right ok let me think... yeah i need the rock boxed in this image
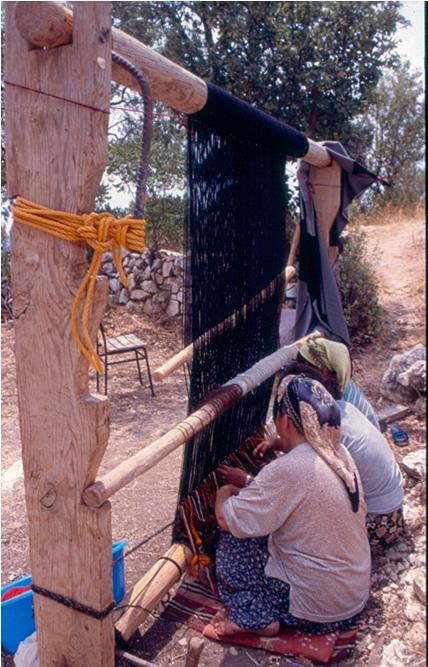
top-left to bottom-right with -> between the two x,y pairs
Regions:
401,450 -> 426,479
126,301 -> 143,315
102,261 -> 114,276
381,639 -> 421,666
166,299 -> 180,317
153,271 -> 163,286
143,300 -> 154,317
130,289 -> 147,301
412,569 -> 426,604
141,280 -> 157,295
170,280 -> 180,295
404,602 -> 424,622
414,397 -> 426,417
403,503 -> 424,531
385,548 -> 404,562
397,359 -> 426,393
118,288 -> 128,305
404,622 -> 425,652
381,344 -> 425,404
109,278 -> 121,294
127,274 -> 136,292
142,266 -> 152,280
176,291 -> 183,303
162,261 -> 173,277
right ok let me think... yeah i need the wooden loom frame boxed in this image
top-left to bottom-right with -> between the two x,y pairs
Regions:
5,2 -> 341,664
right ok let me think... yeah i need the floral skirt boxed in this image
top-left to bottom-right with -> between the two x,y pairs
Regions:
366,507 -> 404,550
215,532 -> 364,634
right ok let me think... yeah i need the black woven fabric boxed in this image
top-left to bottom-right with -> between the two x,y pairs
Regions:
176,85 -> 307,504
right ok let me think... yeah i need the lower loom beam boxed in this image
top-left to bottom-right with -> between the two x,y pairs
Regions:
83,338 -> 308,508
115,543 -> 192,643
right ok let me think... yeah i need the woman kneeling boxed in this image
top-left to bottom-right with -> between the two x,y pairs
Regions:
214,375 -> 371,636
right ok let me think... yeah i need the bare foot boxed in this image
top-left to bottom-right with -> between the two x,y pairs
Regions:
211,608 -> 228,628
215,617 -> 280,637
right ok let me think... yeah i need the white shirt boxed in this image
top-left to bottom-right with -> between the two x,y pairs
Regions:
338,400 -> 404,514
223,443 -> 371,623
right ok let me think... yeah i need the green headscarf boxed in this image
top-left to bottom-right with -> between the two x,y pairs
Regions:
299,333 -> 351,394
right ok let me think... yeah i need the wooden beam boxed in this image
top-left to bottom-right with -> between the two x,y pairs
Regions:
116,649 -> 160,667
309,156 -> 342,264
83,338 -> 307,508
5,3 -> 114,665
153,345 -> 192,382
14,1 -> 331,167
15,0 -> 207,114
115,544 -> 192,643
153,275 -> 282,382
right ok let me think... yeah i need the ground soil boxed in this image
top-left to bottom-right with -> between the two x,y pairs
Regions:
1,212 -> 425,666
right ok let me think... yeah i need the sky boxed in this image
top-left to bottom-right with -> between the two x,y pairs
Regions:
395,1 -> 425,77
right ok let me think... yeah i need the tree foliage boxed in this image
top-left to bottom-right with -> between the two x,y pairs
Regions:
112,1 -> 405,151
357,60 -> 425,208
107,1 -> 407,246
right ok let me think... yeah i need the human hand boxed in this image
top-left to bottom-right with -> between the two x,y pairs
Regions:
253,434 -> 281,459
217,464 -> 249,488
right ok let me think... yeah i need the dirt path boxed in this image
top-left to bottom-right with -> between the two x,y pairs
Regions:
1,213 -> 425,666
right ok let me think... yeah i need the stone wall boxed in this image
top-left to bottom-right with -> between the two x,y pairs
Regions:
100,248 -> 184,318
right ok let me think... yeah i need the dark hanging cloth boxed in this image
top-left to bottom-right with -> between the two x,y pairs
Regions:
293,142 -> 379,346
175,84 -> 308,509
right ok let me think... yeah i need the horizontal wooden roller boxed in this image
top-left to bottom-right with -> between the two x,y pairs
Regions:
14,1 -> 331,166
83,337 -> 308,508
115,543 -> 192,643
153,274 -> 283,382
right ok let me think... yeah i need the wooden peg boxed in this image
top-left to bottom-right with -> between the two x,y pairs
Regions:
185,637 -> 205,667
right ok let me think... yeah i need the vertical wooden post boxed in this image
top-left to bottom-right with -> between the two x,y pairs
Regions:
5,3 -> 115,665
308,159 -> 342,265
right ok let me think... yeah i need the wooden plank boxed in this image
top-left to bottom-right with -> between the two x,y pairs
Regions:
309,157 -> 342,265
5,3 -> 115,665
115,543 -> 191,642
13,1 -> 331,167
377,404 -> 413,432
116,650 -> 160,666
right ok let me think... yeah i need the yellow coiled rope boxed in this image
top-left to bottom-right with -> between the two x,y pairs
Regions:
185,505 -> 213,576
12,196 -> 146,373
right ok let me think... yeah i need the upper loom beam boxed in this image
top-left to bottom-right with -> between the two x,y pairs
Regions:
15,1 -> 332,168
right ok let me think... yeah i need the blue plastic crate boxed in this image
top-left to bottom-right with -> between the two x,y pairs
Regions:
1,539 -> 128,654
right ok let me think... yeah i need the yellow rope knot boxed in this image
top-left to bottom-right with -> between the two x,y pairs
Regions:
12,196 -> 146,374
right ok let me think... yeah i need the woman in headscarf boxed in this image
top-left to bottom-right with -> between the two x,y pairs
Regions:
298,331 -> 380,429
214,375 -> 370,637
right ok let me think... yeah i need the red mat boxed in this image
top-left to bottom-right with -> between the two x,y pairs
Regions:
161,574 -> 361,664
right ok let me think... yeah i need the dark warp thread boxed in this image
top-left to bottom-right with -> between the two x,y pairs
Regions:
174,84 -> 309,522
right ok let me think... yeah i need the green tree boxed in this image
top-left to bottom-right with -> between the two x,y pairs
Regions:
107,1 -> 407,247
357,61 -> 425,208
112,1 -> 405,152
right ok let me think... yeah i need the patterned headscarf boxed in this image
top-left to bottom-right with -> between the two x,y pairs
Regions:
275,374 -> 359,512
299,333 -> 352,394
